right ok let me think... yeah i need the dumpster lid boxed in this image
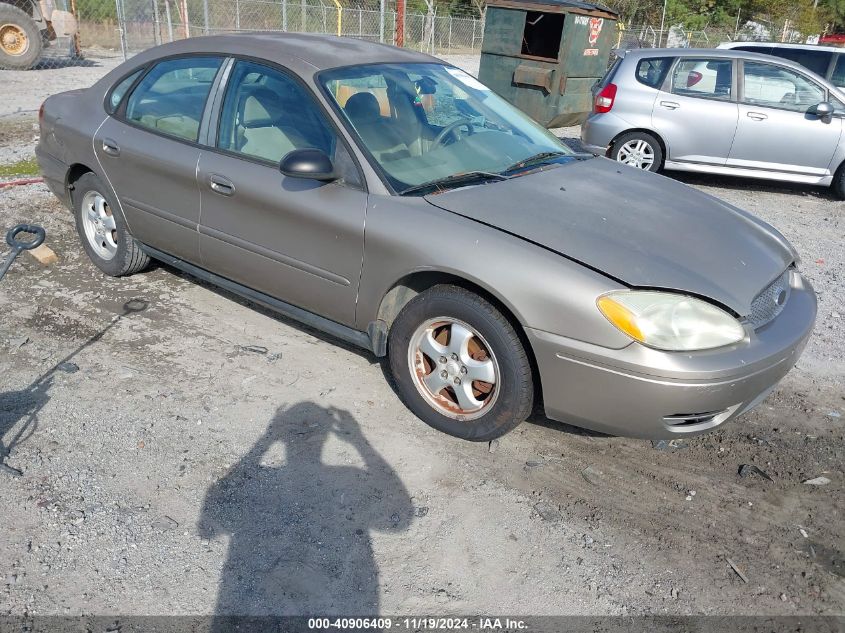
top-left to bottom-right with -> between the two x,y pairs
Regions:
485,0 -> 617,18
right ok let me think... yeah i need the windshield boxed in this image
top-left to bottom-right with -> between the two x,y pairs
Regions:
320,63 -> 573,193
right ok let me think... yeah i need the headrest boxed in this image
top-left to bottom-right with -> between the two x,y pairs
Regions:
344,91 -> 381,124
241,87 -> 284,127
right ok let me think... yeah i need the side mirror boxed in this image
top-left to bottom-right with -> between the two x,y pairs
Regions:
279,148 -> 337,182
813,101 -> 834,120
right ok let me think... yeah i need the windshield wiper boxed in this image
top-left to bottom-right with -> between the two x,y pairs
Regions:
502,151 -> 569,174
399,171 -> 510,196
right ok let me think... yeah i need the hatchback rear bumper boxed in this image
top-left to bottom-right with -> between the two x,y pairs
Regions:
526,272 -> 816,438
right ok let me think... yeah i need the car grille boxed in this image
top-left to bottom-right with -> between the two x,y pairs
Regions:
747,270 -> 791,329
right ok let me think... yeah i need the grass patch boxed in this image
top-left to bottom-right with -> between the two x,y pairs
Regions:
0,156 -> 39,178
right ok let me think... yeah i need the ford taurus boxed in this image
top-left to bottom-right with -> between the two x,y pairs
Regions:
35,34 -> 817,441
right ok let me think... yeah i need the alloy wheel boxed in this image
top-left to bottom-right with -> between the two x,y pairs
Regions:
407,317 -> 500,420
81,190 -> 118,260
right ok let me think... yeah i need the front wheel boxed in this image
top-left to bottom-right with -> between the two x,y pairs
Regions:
388,285 -> 534,441
610,131 -> 663,173
0,4 -> 42,69
833,163 -> 845,200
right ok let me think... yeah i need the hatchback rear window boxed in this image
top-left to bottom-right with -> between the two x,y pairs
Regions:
635,58 -> 672,89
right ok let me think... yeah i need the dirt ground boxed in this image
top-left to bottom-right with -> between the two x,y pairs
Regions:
0,54 -> 843,620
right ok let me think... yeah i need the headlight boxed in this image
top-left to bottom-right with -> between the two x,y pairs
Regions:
597,291 -> 745,351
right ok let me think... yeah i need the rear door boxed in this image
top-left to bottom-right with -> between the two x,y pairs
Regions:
95,56 -> 224,264
727,61 -> 842,177
197,59 -> 367,326
652,57 -> 739,165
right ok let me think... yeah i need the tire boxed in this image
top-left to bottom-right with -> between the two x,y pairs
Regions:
833,163 -> 845,201
388,285 -> 534,441
0,4 -> 43,70
72,172 -> 150,276
610,131 -> 663,173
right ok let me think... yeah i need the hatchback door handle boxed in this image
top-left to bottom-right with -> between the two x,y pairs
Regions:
660,101 -> 680,110
102,138 -> 120,156
747,112 -> 768,121
209,174 -> 235,196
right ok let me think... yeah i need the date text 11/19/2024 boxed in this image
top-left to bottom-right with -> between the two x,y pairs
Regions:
308,617 -> 529,630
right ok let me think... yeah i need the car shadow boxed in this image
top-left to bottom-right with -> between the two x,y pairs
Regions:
669,170 -> 839,199
151,260 -> 376,363
198,402 -> 413,624
0,299 -> 147,477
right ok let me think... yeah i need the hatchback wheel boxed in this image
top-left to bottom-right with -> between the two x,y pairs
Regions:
72,172 -> 150,276
388,285 -> 534,441
611,131 -> 663,172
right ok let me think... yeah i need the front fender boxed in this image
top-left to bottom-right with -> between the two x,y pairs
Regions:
355,196 -> 632,350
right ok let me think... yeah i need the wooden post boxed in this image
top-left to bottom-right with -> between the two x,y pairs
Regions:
395,0 -> 404,46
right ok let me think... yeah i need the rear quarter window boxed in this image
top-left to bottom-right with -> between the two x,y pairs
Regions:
635,58 -> 672,89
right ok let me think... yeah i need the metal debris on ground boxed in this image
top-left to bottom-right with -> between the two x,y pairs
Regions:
726,557 -> 749,583
239,344 -> 268,355
738,464 -> 774,481
803,476 -> 831,486
488,439 -> 499,453
651,439 -> 688,452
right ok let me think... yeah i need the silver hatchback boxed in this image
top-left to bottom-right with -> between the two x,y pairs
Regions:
581,48 -> 845,198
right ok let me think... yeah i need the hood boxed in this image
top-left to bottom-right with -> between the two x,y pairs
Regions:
425,158 -> 795,316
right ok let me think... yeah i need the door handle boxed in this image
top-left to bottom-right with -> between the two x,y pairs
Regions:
747,112 -> 768,121
102,138 -> 120,156
208,174 -> 235,196
660,101 -> 680,110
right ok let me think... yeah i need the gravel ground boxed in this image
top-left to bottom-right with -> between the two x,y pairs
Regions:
0,50 -> 843,619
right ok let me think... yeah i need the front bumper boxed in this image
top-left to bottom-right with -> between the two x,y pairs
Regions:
527,272 -> 816,439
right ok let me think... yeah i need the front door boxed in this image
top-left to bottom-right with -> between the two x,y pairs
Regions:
652,57 -> 739,165
197,59 -> 367,326
728,61 -> 843,177
94,56 -> 224,264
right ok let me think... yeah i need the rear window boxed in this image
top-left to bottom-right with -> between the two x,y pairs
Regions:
635,57 -> 672,89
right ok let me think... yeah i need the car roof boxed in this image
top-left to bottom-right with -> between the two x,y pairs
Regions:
125,32 -> 442,72
719,41 -> 844,54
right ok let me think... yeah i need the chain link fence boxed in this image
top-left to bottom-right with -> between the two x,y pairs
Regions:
0,0 -> 484,70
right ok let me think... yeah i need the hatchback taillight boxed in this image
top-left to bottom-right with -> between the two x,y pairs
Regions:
594,83 -> 617,114
38,100 -> 45,125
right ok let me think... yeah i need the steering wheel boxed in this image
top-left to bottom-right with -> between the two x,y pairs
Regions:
433,120 -> 475,147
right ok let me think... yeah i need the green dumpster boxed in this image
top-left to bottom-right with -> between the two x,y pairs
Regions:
477,0 -> 618,128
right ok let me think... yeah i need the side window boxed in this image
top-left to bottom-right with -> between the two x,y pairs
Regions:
832,55 -> 845,89
635,57 -> 672,89
671,58 -> 732,100
742,62 -> 826,112
107,68 -> 143,113
124,56 -> 222,142
218,60 -> 336,163
770,48 -> 832,78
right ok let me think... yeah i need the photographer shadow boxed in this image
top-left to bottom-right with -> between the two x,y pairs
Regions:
199,402 -> 412,625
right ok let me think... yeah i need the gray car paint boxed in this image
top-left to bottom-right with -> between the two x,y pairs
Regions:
581,48 -> 845,186
35,33 -> 817,439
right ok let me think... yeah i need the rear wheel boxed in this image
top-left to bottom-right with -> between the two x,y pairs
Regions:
611,131 -> 663,173
388,285 -> 534,441
0,4 -> 42,70
72,172 -> 150,276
